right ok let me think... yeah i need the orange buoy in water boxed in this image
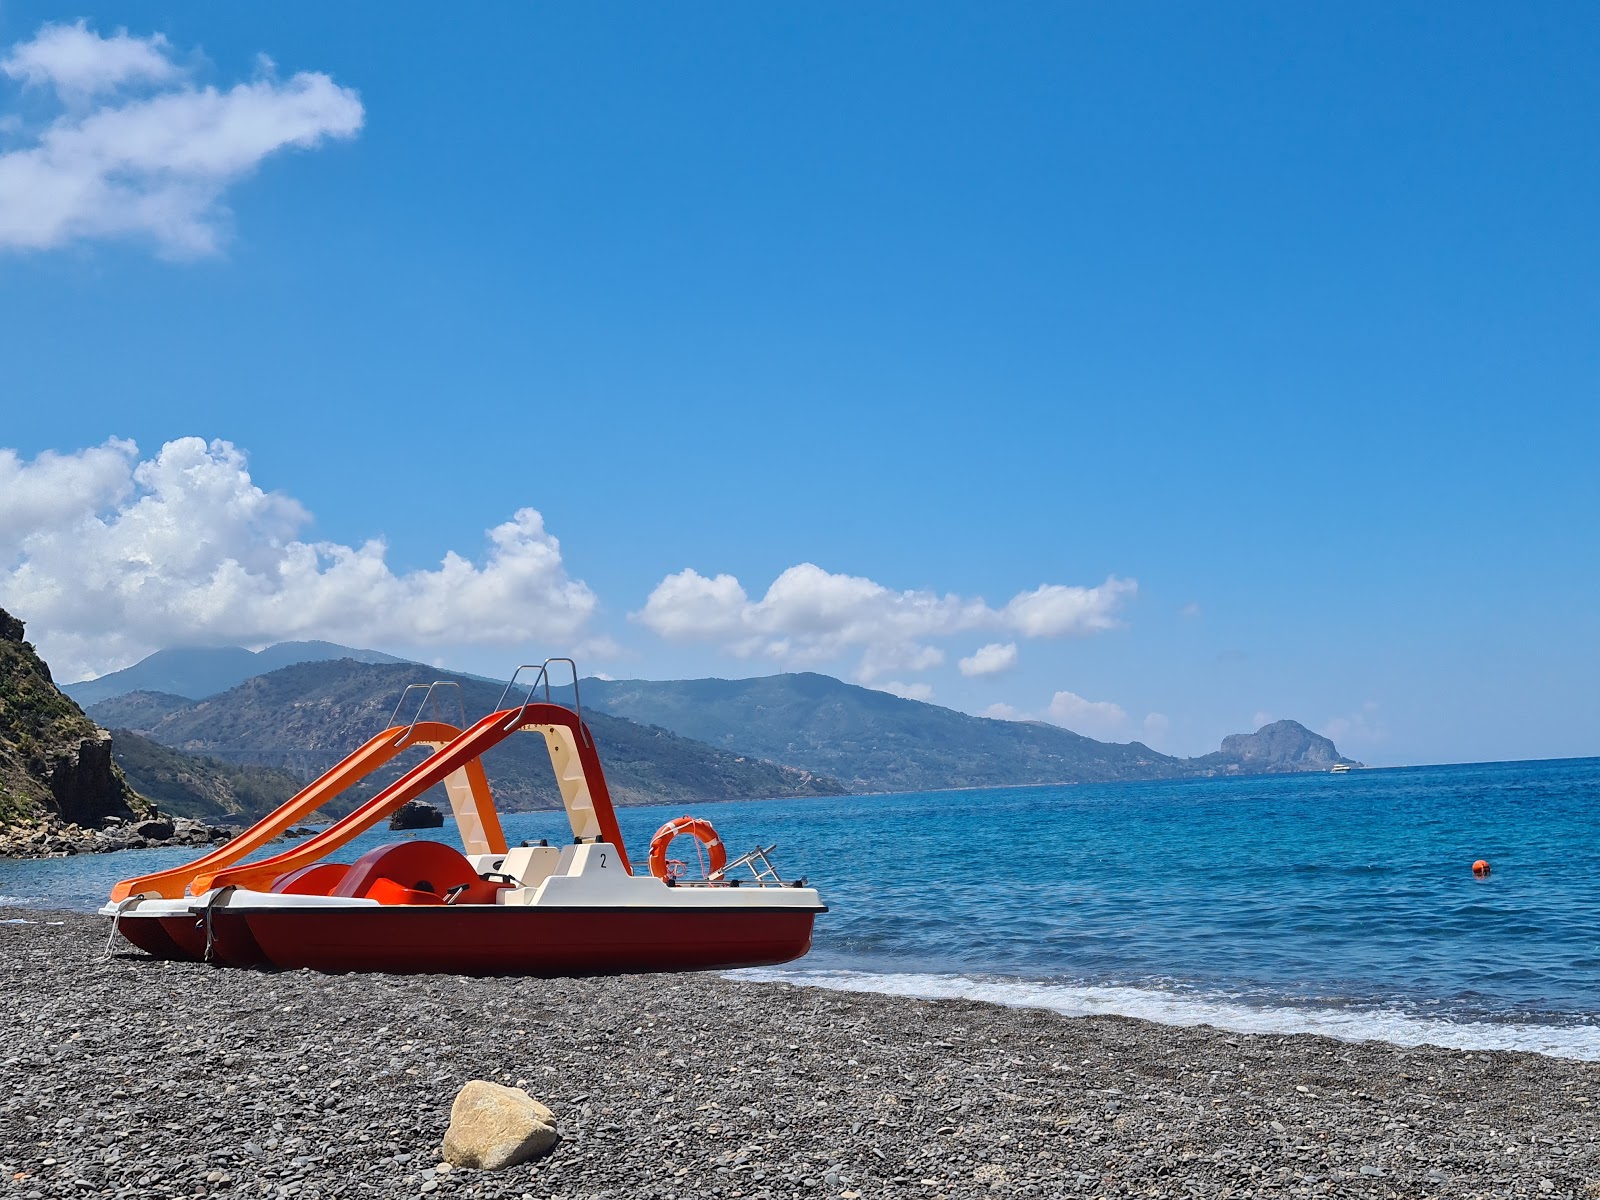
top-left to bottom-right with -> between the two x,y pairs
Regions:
1472,859 -> 1491,877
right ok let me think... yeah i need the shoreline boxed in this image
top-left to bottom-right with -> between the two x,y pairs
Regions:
0,814 -> 243,860
3,909 -> 1596,1199
745,966 -> 1600,1063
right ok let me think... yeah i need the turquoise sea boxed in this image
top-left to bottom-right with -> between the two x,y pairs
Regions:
4,757 -> 1598,1059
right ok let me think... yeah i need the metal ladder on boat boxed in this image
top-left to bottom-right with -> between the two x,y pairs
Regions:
496,660 -> 602,841
711,844 -> 784,884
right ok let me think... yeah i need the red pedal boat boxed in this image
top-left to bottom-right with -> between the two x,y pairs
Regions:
101,663 -> 824,974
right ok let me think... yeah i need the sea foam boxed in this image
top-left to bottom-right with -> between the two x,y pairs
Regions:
736,967 -> 1600,1062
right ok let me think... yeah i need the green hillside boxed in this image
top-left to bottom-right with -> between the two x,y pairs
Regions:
89,660 -> 847,811
108,729 -> 309,820
577,673 -> 1186,791
576,673 -> 1351,790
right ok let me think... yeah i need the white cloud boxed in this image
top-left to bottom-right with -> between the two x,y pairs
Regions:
1046,690 -> 1129,740
1180,601 -> 1202,619
0,437 -> 598,680
981,702 -> 1021,720
1004,579 -> 1137,637
0,21 -> 362,255
0,438 -> 137,541
958,641 -> 1017,677
635,564 -> 1134,682
1252,711 -> 1275,730
875,680 -> 935,702
2,21 -> 177,97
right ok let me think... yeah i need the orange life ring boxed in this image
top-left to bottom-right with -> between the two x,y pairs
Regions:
648,816 -> 727,880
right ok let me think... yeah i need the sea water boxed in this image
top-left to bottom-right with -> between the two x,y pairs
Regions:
3,757 -> 1597,1059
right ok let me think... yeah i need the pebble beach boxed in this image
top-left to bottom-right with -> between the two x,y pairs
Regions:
1,909 -> 1595,1200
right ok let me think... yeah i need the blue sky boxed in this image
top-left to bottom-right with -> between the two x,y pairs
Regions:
1,3 -> 1596,766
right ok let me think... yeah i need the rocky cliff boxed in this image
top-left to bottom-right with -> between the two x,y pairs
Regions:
1189,719 -> 1357,774
0,608 -> 150,829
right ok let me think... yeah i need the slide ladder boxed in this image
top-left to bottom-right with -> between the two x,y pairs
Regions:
202,693 -> 626,893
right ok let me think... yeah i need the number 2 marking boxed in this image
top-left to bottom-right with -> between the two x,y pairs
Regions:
598,852 -> 608,869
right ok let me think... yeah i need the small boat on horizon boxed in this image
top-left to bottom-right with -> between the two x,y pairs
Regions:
1329,763 -> 1353,773
101,662 -> 824,975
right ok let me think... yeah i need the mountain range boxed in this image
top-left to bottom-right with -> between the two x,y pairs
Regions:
576,673 -> 1353,790
86,660 -> 846,813
8,627 -> 1357,839
63,641 -> 406,708
75,642 -> 1354,819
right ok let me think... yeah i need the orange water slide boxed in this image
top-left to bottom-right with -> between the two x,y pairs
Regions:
110,721 -> 463,902
202,702 -> 624,893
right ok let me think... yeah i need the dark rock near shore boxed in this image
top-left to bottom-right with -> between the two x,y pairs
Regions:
39,729 -> 128,827
390,799 -> 446,830
133,817 -> 174,840
0,814 -> 239,858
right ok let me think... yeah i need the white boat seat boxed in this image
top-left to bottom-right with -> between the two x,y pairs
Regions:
496,844 -> 561,889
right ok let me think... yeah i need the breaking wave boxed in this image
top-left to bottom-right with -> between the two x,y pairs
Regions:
736,967 -> 1600,1061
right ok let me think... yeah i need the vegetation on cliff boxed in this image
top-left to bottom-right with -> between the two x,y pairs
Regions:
0,608 -> 149,827
108,729 -> 306,820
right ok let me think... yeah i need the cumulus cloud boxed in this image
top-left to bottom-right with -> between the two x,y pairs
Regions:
2,21 -> 177,97
981,702 -> 1020,721
635,564 -> 1134,682
0,437 -> 597,680
1046,690 -> 1130,740
0,21 -> 362,255
1004,580 -> 1137,637
957,641 -> 1017,677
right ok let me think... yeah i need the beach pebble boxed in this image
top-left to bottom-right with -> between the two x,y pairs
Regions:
2,908 -> 1595,1199
440,1081 -> 558,1170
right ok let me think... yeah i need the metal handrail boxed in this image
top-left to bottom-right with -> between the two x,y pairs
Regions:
710,843 -> 784,884
493,659 -> 587,741
495,663 -> 550,728
388,680 -> 468,743
386,683 -> 434,729
544,657 -> 584,734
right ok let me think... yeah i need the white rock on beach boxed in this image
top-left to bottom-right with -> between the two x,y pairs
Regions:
441,1080 -> 558,1170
